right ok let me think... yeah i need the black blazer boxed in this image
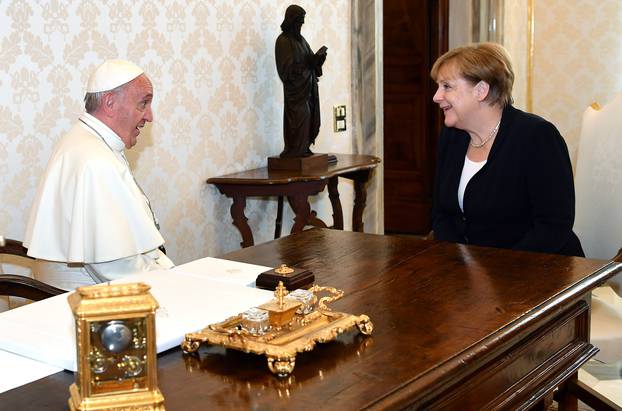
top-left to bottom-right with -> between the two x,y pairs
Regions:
432,105 -> 584,257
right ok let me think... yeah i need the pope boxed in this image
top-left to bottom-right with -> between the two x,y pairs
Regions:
24,59 -> 174,290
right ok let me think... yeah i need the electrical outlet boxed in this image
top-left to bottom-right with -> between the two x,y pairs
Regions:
333,105 -> 346,132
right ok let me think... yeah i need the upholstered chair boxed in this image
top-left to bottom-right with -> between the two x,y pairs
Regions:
572,94 -> 622,408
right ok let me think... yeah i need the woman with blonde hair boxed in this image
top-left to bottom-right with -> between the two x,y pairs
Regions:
430,42 -> 583,256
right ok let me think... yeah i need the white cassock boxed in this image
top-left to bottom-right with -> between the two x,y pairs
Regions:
23,113 -> 173,290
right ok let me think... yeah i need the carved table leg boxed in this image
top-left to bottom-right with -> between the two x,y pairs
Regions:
352,170 -> 371,232
328,176 -> 344,230
230,194 -> 254,248
531,393 -> 553,411
287,194 -> 312,233
307,211 -> 328,228
274,196 -> 284,239
556,372 -> 579,411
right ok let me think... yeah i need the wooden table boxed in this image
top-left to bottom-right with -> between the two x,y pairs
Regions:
207,154 -> 380,247
2,229 -> 620,410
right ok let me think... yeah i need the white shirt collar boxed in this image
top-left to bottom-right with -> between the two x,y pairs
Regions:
79,113 -> 126,152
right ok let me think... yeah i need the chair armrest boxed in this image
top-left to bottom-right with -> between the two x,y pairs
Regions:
0,274 -> 66,301
566,378 -> 622,411
0,238 -> 33,259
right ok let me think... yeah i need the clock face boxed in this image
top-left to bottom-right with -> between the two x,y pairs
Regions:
88,318 -> 148,394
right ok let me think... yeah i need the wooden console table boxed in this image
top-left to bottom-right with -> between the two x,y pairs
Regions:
207,154 -> 380,247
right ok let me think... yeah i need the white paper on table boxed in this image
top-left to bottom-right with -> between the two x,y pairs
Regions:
0,292 -> 74,370
116,270 -> 274,358
0,350 -> 63,394
172,256 -> 272,287
0,261 -> 274,372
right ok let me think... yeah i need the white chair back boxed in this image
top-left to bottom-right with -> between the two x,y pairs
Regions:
574,93 -> 622,260
574,93 -> 622,366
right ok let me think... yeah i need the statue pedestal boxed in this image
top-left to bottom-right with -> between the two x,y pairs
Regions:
268,154 -> 328,172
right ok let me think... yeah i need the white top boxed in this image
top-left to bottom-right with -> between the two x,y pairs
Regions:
24,113 -> 164,264
458,156 -> 486,212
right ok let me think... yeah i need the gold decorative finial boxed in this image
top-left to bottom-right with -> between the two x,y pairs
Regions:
274,264 -> 294,275
274,281 -> 288,307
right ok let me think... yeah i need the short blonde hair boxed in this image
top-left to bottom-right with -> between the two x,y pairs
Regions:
430,42 -> 514,107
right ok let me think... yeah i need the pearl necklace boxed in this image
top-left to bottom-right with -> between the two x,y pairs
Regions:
470,118 -> 501,148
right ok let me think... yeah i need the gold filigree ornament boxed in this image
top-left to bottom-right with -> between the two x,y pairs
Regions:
274,264 -> 295,275
181,283 -> 373,377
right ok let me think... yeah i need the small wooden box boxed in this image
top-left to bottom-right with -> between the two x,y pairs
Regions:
256,265 -> 314,291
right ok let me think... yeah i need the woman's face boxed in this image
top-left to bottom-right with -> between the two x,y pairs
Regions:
432,64 -> 479,130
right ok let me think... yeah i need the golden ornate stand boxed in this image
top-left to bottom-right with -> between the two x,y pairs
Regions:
181,285 -> 373,377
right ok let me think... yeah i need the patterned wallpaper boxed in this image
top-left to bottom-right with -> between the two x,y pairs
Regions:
451,0 -> 621,166
6,1 -> 612,267
0,1 -> 352,264
532,0 -> 622,164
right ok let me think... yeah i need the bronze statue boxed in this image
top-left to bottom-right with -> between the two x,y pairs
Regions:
275,5 -> 327,158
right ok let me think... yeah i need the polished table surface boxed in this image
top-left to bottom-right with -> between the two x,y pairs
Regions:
206,154 -> 380,184
2,229 -> 620,410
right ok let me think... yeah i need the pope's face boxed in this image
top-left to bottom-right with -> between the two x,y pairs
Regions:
113,74 -> 153,149
432,64 -> 479,130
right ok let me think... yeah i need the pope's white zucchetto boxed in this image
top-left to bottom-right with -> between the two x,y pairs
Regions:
86,59 -> 144,93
